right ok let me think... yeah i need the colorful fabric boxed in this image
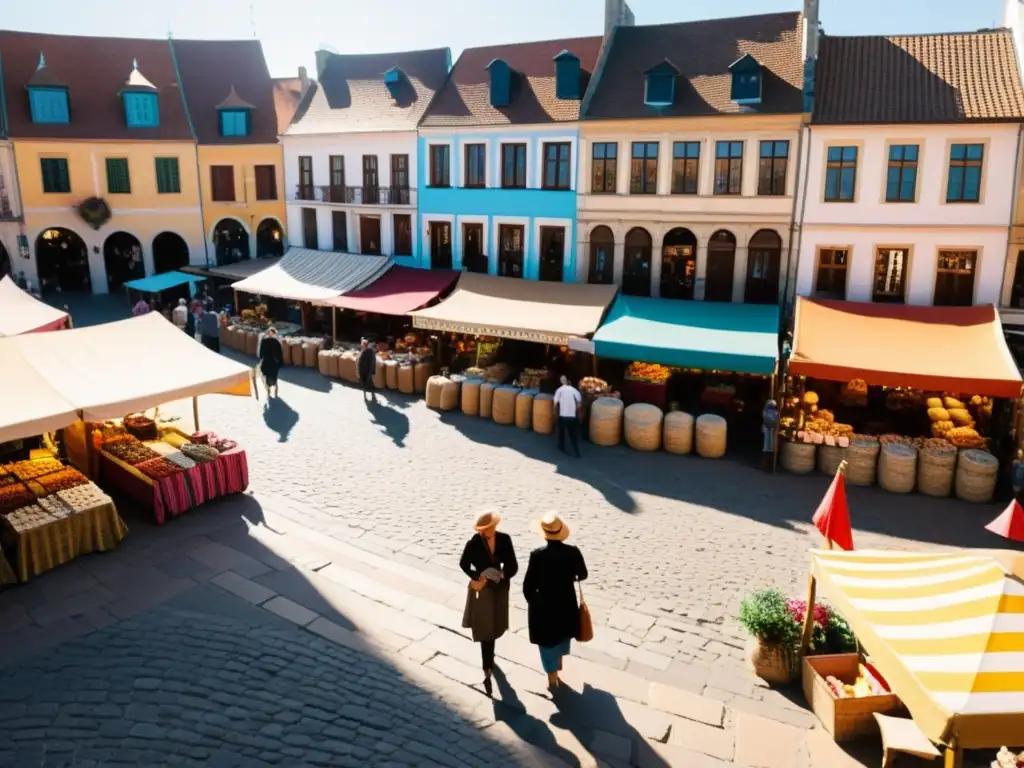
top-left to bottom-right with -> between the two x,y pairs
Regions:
539,639 -> 571,673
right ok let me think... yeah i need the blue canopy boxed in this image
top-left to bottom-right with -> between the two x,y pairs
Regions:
124,271 -> 205,293
592,296 -> 780,375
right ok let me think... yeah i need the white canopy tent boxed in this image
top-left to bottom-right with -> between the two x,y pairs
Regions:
0,276 -> 69,336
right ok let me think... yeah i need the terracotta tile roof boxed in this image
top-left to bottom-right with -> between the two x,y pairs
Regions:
812,30 -> 1024,124
271,77 -> 303,135
286,48 -> 450,135
421,36 -> 603,128
583,12 -> 804,120
0,30 -> 193,141
170,38 -> 278,144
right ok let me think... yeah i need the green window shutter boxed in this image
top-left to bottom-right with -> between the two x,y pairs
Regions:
156,157 -> 181,194
106,158 -> 131,194
41,158 -> 70,193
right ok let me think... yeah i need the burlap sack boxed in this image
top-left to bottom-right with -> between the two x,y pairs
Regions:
318,350 -> 331,376
440,380 -> 460,411
398,365 -> 415,394
425,376 -> 446,409
281,338 -> 292,365
461,379 -> 482,416
372,360 -> 386,389
480,383 -> 495,419
515,391 -> 535,430
532,394 -> 555,435
414,362 -> 434,393
385,361 -> 399,389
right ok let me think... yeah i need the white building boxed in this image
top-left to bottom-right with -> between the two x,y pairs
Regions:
792,29 -> 1024,309
281,48 -> 450,267
0,139 -> 24,280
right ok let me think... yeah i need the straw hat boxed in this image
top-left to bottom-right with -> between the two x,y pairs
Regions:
473,510 -> 501,532
537,511 -> 570,541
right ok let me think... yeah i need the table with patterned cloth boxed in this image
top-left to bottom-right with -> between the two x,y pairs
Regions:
0,501 -> 127,583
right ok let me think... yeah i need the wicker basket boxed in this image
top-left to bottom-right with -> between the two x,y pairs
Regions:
515,390 -> 536,430
317,349 -> 331,376
384,360 -> 399,389
461,379 -> 482,416
532,394 -> 555,435
955,449 -> 999,503
398,365 -> 415,394
440,379 -> 461,411
624,403 -> 663,452
480,383 -> 495,419
663,411 -> 694,455
695,414 -> 727,459
918,447 -> 958,497
285,338 -> 302,365
425,376 -> 447,409
802,654 -> 901,742
414,362 -> 434,393
245,331 -> 259,356
338,354 -> 356,383
818,444 -> 847,476
372,361 -> 386,388
878,443 -> 917,494
781,440 -> 816,474
589,397 -> 624,446
846,438 -> 880,486
299,342 -> 314,368
492,386 -> 520,425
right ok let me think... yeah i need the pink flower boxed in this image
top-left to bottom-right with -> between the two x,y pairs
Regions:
786,599 -> 830,627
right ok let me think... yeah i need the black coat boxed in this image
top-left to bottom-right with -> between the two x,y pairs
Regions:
259,336 -> 283,376
459,532 -> 519,642
358,346 -> 377,379
522,541 -> 588,648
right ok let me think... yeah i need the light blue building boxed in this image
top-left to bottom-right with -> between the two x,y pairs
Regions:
416,36 -> 603,282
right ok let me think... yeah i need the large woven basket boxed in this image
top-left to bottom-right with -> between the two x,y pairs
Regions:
663,411 -> 694,455
338,354 -> 356,383
317,349 -> 330,376
589,397 -> 624,446
384,360 -> 399,389
461,379 -> 482,416
285,338 -> 302,365
818,444 -> 847,476
532,394 -> 555,435
878,443 -> 917,494
480,383 -> 495,419
398,365 -> 415,394
280,337 -> 292,365
328,351 -> 342,379
414,362 -> 434,393
955,449 -> 999,503
515,390 -> 536,430
918,447 -> 957,497
304,342 -> 321,368
492,386 -> 520,425
781,441 -> 816,474
440,379 -> 461,411
372,361 -> 386,389
425,376 -> 447,409
624,403 -> 663,452
846,439 -> 880,486
696,414 -> 727,459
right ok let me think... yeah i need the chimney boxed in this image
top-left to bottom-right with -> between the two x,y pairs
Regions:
802,0 -> 821,113
298,66 -> 309,91
315,49 -> 332,79
604,0 -> 635,39
1004,0 -> 1024,68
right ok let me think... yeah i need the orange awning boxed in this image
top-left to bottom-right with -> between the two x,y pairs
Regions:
789,298 -> 1022,398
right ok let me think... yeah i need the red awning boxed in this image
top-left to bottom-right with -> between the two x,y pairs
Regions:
326,266 -> 460,315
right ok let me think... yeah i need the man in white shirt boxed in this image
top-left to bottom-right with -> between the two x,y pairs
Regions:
552,375 -> 582,457
172,298 -> 188,331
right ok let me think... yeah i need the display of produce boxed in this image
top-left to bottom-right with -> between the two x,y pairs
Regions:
57,484 -> 112,512
626,362 -> 670,383
578,377 -> 610,396
35,468 -> 89,494
884,388 -> 923,410
135,457 -> 182,481
190,432 -> 237,453
103,436 -> 161,465
516,368 -> 549,390
180,443 -> 220,463
7,458 -> 63,481
0,475 -> 18,487
0,483 -> 36,514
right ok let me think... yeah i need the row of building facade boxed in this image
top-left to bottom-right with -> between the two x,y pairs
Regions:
4,0 -> 1024,324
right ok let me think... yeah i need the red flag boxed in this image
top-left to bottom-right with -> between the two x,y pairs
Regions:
812,469 -> 854,551
986,499 -> 1024,542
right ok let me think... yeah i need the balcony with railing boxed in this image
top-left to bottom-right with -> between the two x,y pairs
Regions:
291,185 -> 415,206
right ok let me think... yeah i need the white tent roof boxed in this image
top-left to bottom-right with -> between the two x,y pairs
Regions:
231,248 -> 392,302
0,276 -> 69,336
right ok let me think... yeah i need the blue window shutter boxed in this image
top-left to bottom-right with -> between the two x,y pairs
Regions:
555,57 -> 581,100
488,60 -> 511,107
220,110 -> 250,137
124,93 -> 159,128
644,74 -> 674,106
28,88 -> 70,124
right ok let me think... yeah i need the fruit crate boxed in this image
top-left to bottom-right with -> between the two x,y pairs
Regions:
802,653 -> 902,741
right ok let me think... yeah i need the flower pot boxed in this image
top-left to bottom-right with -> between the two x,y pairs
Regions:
746,636 -> 797,684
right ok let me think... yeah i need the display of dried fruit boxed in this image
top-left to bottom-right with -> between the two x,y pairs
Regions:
931,420 -> 955,437
578,377 -> 610,395
135,457 -> 183,481
625,362 -> 671,383
57,484 -> 112,513
0,474 -> 18,487
947,408 -> 975,428
885,388 -> 923,410
850,434 -> 879,444
35,468 -> 89,495
943,396 -> 965,409
878,434 -> 913,446
927,407 -> 950,422
180,443 -> 220,463
6,457 -> 64,481
917,438 -> 958,456
210,438 -> 237,453
0,483 -> 36,515
3,503 -> 56,532
804,419 -> 853,437
103,439 -> 160,466
946,427 -> 986,449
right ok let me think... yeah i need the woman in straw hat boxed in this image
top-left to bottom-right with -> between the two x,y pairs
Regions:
523,512 -> 588,690
460,511 -> 518,695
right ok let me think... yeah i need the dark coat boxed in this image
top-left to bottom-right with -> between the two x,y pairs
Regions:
357,346 -> 377,379
460,532 -> 518,643
258,335 -> 284,377
522,541 -> 588,648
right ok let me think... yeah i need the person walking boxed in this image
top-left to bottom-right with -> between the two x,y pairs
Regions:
357,338 -> 377,403
553,376 -> 582,457
172,298 -> 188,331
522,512 -> 588,690
459,511 -> 518,696
258,327 -> 284,398
200,305 -> 221,353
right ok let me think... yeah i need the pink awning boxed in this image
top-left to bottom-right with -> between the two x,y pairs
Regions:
326,266 -> 460,316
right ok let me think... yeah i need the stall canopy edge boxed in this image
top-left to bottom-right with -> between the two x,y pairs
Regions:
231,248 -> 392,302
325,266 -> 460,315
0,276 -> 69,336
123,271 -> 205,294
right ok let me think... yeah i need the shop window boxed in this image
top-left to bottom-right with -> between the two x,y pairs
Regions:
501,144 -> 527,188
886,144 -> 918,202
671,142 -> 700,195
947,144 -> 984,203
591,143 -> 617,193
661,228 -> 697,299
745,229 -> 782,305
462,223 -> 487,273
873,247 -> 908,303
393,214 -> 412,257
630,142 -> 658,195
210,165 -> 235,202
465,144 -> 486,188
542,142 -> 571,190
331,211 -> 347,252
814,248 -> 848,300
714,141 -> 743,196
498,224 -> 524,278
623,227 -> 652,296
824,146 -> 857,202
757,140 -> 789,196
934,250 -> 976,306
705,229 -> 736,302
429,145 -> 450,187
539,226 -> 565,282
588,226 -> 614,285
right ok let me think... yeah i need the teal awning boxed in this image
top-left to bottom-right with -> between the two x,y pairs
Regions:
592,296 -> 780,375
124,271 -> 205,293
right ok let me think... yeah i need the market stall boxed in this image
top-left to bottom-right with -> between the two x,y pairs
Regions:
182,256 -> 282,312
0,275 -> 69,336
123,271 -> 206,314
800,548 -> 1024,767
780,299 -> 1023,497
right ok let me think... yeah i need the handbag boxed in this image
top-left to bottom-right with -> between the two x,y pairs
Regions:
576,582 -> 593,643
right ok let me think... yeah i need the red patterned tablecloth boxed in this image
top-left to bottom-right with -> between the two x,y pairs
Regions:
622,378 -> 668,410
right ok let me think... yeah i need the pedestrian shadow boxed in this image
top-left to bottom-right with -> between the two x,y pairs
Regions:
263,396 -> 299,443
488,667 -> 579,765
365,398 -> 409,448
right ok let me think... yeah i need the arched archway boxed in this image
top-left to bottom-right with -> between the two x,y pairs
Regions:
0,241 -> 11,280
661,228 -> 697,299
588,226 -> 614,285
745,229 -> 782,305
623,228 -> 652,297
35,227 -> 90,294
705,230 -> 736,302
256,218 -> 285,259
212,218 -> 250,266
152,232 -> 189,274
103,232 -> 144,292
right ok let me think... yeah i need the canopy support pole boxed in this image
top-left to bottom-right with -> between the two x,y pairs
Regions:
233,290 -> 239,313
332,307 -> 337,344
943,741 -> 962,768
799,572 -> 817,656
192,396 -> 200,432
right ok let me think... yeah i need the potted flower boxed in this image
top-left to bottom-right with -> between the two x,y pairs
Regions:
785,599 -> 857,656
738,588 -> 801,684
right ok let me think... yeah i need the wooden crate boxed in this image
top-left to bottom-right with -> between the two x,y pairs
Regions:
802,653 -> 901,741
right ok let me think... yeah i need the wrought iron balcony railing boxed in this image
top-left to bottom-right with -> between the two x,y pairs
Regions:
291,185 -> 414,206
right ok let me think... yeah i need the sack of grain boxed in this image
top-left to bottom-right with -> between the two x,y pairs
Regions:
317,349 -> 331,376
461,379 -> 482,416
663,411 -> 694,455
624,403 -> 663,452
846,438 -> 880,486
280,337 -> 292,365
398,364 -> 415,394
384,360 -> 400,389
955,449 -> 999,503
414,362 -> 434,393
781,440 -> 816,474
878,443 -> 917,493
695,414 -> 727,459
338,353 -> 355,383
818,444 -> 847,476
425,376 -> 446,409
589,397 -> 624,446
515,390 -> 536,430
480,382 -> 495,419
532,393 -> 555,435
918,444 -> 957,497
492,386 -> 520,425
300,342 -> 315,368
372,358 -> 386,388
440,379 -> 461,411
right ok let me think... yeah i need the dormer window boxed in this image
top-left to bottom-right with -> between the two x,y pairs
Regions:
26,53 -> 70,125
121,59 -> 159,128
383,67 -> 406,101
729,54 -> 763,106
216,86 -> 255,137
486,59 -> 511,108
553,50 -> 581,100
643,60 -> 679,107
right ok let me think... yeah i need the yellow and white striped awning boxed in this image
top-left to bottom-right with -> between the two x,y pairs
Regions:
811,549 -> 1024,749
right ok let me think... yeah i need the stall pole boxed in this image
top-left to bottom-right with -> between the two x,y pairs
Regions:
943,741 -> 962,768
799,571 -> 817,656
233,290 -> 240,313
192,397 -> 200,432
592,355 -> 598,377
332,307 -> 337,344
65,308 -> 73,329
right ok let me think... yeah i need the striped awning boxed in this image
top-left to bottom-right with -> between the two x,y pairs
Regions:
811,549 -> 1024,748
230,248 -> 392,302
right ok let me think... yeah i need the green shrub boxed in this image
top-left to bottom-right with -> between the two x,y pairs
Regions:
738,588 -> 801,646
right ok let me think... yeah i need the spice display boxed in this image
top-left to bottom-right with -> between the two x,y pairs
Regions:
180,443 -> 220,463
0,483 -> 37,515
6,458 -> 64,481
626,362 -> 670,383
919,438 -> 958,456
210,437 -> 237,452
840,379 -> 868,407
37,494 -> 75,519
135,458 -> 182,481
35,468 -> 89,494
104,436 -> 161,465
0,474 -> 19,487
124,413 -> 158,440
4,504 -> 55,532
57,484 -> 112,512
